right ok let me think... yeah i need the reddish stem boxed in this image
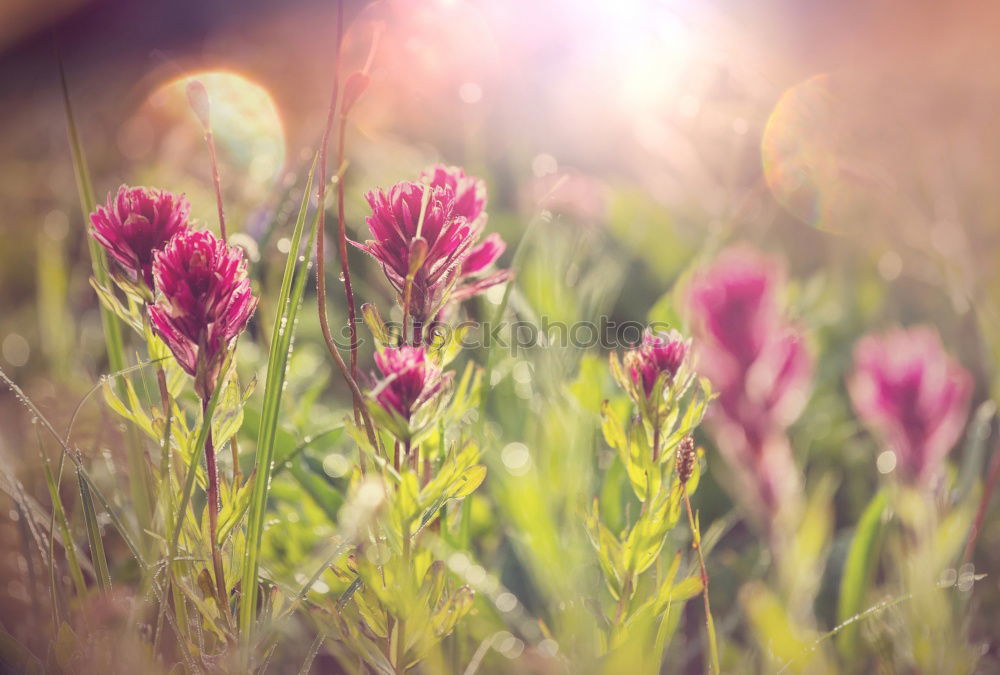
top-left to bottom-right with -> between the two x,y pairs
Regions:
202,397 -> 229,620
335,113 -> 359,376
314,0 -> 379,461
963,439 -> 1000,565
205,130 -> 227,241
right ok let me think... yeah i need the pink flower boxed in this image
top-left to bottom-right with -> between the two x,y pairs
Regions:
420,164 -> 486,225
687,247 -> 783,389
357,167 -> 510,323
371,346 -> 449,425
624,330 -> 689,398
461,232 -> 506,276
148,230 -> 257,399
90,185 -> 191,297
686,246 -> 812,521
848,326 -> 972,485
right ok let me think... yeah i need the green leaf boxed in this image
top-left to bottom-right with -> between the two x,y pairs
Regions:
601,400 -> 627,452
89,278 -> 143,332
666,575 -> 703,602
217,473 -> 256,545
450,465 -> 486,499
210,367 -> 245,451
836,489 -> 888,660
288,457 -> 344,523
54,622 -> 78,669
585,500 -> 624,598
76,461 -> 111,590
240,158 -> 321,640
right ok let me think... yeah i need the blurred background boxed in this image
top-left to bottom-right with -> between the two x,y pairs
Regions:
2,0 -> 1000,670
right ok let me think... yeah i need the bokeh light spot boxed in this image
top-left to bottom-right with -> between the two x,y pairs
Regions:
501,442 -> 531,475
762,74 -> 877,233
876,449 -> 896,474
531,153 -> 558,178
2,333 -> 29,367
130,71 -> 285,227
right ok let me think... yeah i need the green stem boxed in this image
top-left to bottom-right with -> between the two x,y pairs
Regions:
396,526 -> 411,675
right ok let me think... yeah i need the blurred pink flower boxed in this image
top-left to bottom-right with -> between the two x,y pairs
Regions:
148,230 -> 257,399
371,346 -> 448,422
848,326 -> 972,485
89,185 -> 191,297
687,247 -> 782,388
624,329 -> 689,398
686,246 -> 812,521
357,167 -> 510,324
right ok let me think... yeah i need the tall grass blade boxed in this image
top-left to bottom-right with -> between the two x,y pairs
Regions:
836,488 -> 887,661
76,459 -> 111,590
59,61 -> 153,540
40,448 -> 87,596
239,159 -> 321,642
1,366 -> 146,568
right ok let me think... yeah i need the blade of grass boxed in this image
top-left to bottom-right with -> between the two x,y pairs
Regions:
38,438 -> 87,597
836,488 -> 887,661
76,452 -> 111,590
239,159 -> 321,643
1,366 -> 146,569
297,630 -> 327,675
60,61 -> 153,542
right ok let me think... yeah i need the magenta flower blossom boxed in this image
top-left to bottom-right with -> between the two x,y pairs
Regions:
624,330 -> 689,398
90,185 -> 191,297
461,232 -> 506,276
686,246 -> 812,522
848,326 -> 972,485
148,230 -> 257,399
357,167 -> 510,325
372,346 -> 447,422
420,164 -> 486,225
687,247 -> 783,392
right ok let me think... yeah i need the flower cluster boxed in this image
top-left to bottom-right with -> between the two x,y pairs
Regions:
686,246 -> 812,523
624,329 -> 690,398
369,345 -> 451,442
848,326 -> 972,486
611,329 -> 694,422
356,165 -> 510,328
90,185 -> 191,299
148,230 -> 257,399
90,186 -> 257,401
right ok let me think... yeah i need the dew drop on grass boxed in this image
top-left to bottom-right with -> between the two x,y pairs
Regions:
338,272 -> 345,282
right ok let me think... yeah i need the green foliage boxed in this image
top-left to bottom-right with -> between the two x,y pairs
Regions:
1,53 -> 993,675
836,489 -> 887,661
